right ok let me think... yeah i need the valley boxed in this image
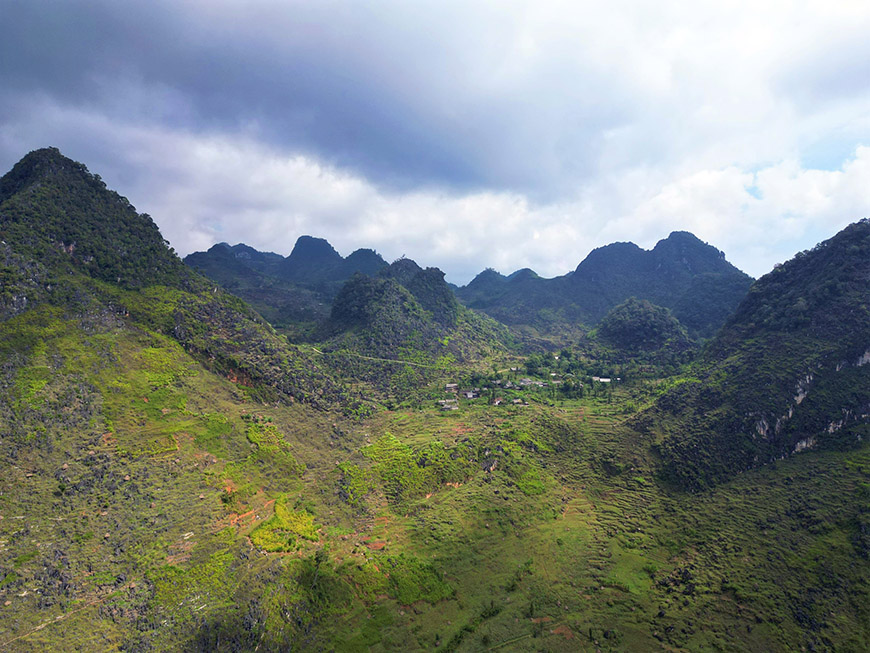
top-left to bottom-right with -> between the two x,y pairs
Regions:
0,149 -> 868,652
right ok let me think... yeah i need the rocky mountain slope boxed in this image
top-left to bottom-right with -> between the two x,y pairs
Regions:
641,219 -> 870,489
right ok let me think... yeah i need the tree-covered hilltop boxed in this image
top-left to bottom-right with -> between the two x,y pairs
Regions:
0,147 -> 352,409
0,147 -> 186,290
595,297 -> 695,363
377,258 -> 460,327
319,259 -> 512,395
457,231 -> 753,340
641,219 -> 870,490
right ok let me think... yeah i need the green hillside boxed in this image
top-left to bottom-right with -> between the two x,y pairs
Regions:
318,259 -> 512,398
0,149 -> 867,652
643,220 -> 870,490
596,297 -> 694,357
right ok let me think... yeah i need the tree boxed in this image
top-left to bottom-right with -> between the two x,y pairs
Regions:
312,547 -> 329,588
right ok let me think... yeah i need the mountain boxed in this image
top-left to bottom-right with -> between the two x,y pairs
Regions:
277,235 -> 344,281
0,150 -> 370,649
188,232 -> 749,347
320,259 -> 510,394
459,266 -> 559,326
186,231 -> 506,392
277,235 -> 390,286
0,148 -> 346,409
185,242 -> 284,278
0,147 -> 185,292
276,236 -> 389,283
458,231 -> 753,340
183,243 -> 278,289
642,220 -> 870,489
184,242 -> 331,336
184,237 -> 388,338
344,247 -> 387,276
596,297 -> 694,358
378,258 -> 460,327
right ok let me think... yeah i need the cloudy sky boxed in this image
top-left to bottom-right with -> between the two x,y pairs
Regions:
2,0 -> 870,283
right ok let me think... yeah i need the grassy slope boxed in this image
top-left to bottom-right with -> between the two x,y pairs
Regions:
1,333 -> 867,652
0,304 -> 338,650
333,391 -> 869,652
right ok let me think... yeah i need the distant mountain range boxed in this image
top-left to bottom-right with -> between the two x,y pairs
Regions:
457,231 -> 753,339
184,238 -> 389,338
186,238 -> 509,375
187,231 -> 753,344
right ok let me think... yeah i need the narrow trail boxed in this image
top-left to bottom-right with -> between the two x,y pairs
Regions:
303,345 -> 521,376
304,345 -> 451,369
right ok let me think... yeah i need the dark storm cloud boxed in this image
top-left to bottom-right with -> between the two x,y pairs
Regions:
0,0 -> 627,197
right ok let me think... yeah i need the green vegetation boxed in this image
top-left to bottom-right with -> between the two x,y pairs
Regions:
596,297 -> 695,361
646,219 -> 870,490
384,554 -> 454,605
0,147 -> 186,290
0,149 -> 868,652
250,495 -> 319,551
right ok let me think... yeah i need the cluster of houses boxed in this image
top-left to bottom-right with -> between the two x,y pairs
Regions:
438,380 -> 537,410
435,368 -> 620,411
438,383 -> 478,410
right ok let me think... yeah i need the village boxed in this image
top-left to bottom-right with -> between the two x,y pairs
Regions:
436,371 -> 618,411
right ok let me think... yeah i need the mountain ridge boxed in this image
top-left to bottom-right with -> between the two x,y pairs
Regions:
184,236 -> 389,338
457,231 -> 752,339
185,229 -> 751,344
